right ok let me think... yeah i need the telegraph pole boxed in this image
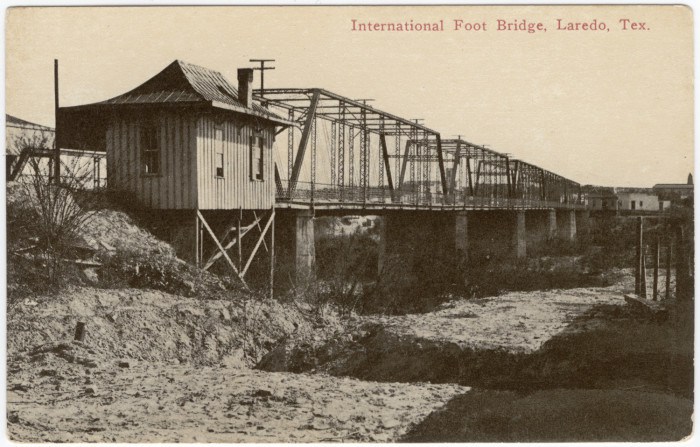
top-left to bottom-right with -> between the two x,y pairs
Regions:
54,59 -> 61,185
249,59 -> 275,96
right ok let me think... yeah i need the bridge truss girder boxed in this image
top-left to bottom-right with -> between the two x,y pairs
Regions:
257,88 -> 448,204
257,90 -> 583,209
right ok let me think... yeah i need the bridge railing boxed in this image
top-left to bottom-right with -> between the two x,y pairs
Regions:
276,181 -> 585,210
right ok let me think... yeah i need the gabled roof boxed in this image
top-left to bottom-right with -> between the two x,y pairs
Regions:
6,114 -> 54,131
61,60 -> 293,126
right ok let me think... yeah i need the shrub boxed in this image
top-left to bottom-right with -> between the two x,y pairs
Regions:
96,246 -> 237,298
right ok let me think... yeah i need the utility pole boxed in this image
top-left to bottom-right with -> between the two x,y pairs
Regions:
54,59 -> 61,185
249,59 -> 275,96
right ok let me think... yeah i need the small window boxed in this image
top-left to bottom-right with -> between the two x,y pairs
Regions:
250,134 -> 264,181
141,123 -> 160,175
215,128 -> 224,177
631,200 -> 636,210
639,201 -> 643,208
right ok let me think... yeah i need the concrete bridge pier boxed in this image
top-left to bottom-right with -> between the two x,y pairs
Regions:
514,211 -> 527,258
557,209 -> 577,241
455,212 -> 469,263
548,209 -> 557,239
275,209 -> 316,283
576,210 -> 591,236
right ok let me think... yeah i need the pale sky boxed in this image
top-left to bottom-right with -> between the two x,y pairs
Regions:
5,5 -> 694,187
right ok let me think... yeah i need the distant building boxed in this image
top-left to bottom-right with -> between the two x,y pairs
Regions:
584,186 -> 618,211
615,188 -> 662,212
5,114 -> 106,188
653,174 -> 694,203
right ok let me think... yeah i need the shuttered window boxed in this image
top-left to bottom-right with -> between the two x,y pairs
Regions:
250,134 -> 264,181
141,123 -> 160,175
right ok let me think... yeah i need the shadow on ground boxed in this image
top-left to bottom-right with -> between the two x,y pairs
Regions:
400,302 -> 694,442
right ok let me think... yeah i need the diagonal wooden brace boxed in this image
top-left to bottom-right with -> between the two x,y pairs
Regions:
197,210 -> 249,289
242,210 -> 275,278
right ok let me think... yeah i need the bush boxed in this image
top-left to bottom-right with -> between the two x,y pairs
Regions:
96,246 -> 239,298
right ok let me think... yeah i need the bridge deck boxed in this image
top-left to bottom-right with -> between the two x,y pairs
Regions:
274,183 -> 584,211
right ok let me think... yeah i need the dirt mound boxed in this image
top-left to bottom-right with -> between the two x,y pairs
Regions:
7,287 -> 344,368
80,209 -> 175,255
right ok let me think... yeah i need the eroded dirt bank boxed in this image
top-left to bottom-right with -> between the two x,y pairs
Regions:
258,280 -> 629,384
7,270 -> 692,442
6,286 -> 467,442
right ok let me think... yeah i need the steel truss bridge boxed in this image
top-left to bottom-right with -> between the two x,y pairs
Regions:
257,88 -> 585,211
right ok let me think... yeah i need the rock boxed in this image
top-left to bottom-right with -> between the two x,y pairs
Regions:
253,389 -> 272,398
118,361 -> 130,368
11,382 -> 31,392
220,308 -> 231,321
83,268 -> 99,283
39,369 -> 58,377
310,419 -> 331,430
85,386 -> 99,396
380,416 -> 401,428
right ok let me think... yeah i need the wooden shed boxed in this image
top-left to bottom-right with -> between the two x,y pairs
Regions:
58,60 -> 293,210
59,61 -> 293,286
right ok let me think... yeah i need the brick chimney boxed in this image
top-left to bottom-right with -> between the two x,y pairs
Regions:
237,68 -> 254,108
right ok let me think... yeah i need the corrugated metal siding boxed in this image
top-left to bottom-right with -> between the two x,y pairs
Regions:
197,115 -> 275,210
106,111 -> 198,209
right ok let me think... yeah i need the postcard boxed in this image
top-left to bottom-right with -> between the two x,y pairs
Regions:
4,4 -> 694,443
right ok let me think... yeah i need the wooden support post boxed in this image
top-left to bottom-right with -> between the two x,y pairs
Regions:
74,322 -> 86,342
665,235 -> 672,300
54,59 -> 61,185
675,225 -> 690,301
270,208 -> 275,299
237,208 -> 243,271
640,243 -> 648,298
635,217 -> 642,295
653,236 -> 660,301
195,212 -> 201,268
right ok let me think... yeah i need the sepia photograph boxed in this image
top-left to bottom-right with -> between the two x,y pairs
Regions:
3,3 -> 695,443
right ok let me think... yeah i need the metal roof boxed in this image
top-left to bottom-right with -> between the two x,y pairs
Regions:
6,114 -> 54,131
62,60 -> 293,126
